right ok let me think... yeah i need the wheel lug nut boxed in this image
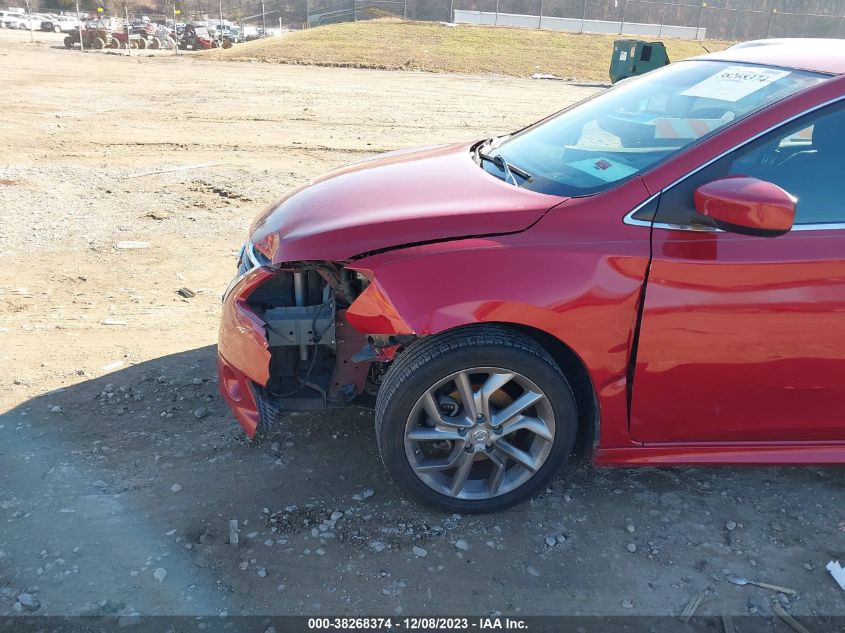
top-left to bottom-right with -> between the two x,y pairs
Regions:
476,414 -> 485,422
458,428 -> 467,436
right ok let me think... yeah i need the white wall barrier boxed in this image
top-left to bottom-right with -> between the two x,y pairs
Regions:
453,10 -> 706,40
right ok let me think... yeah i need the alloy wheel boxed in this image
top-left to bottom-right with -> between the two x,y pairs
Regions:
403,367 -> 556,500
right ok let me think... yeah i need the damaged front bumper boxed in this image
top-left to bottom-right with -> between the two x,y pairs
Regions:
218,267 -> 274,436
217,257 -> 384,437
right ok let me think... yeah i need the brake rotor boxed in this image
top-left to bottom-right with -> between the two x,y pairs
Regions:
418,380 -> 515,461
448,382 -> 514,410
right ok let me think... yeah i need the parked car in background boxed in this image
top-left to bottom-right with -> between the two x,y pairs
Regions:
0,10 -> 19,26
214,24 -> 241,44
42,16 -> 81,33
30,13 -> 53,28
2,12 -> 28,28
242,25 -> 259,41
219,39 -> 845,513
10,13 -> 51,29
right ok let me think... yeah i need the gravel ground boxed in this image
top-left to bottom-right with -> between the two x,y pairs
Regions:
1,28 -> 844,625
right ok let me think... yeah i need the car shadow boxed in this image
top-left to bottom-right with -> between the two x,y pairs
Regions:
0,344 -> 396,615
3,342 -> 840,527
1,344 -> 842,616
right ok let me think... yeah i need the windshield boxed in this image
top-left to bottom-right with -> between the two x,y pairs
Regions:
483,61 -> 826,197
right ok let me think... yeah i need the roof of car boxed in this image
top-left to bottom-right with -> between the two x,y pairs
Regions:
696,38 -> 845,76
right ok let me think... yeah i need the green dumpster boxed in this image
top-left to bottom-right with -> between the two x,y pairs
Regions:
609,39 -> 670,84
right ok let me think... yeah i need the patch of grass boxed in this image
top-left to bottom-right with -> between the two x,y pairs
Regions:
213,20 -> 731,81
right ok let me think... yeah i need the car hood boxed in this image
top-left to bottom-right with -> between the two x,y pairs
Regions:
249,142 -> 565,263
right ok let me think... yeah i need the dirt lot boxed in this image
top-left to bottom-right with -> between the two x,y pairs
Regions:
1,27 -> 844,625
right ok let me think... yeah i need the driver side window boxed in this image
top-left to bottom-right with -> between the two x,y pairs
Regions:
653,102 -> 845,228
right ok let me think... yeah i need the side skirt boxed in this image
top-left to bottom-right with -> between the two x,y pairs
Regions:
595,442 -> 845,466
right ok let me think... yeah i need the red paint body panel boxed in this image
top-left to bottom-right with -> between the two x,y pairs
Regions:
217,267 -> 273,387
217,353 -> 261,437
629,75 -> 845,446
631,228 -> 845,443
249,143 -> 565,263
218,47 -> 845,464
597,443 -> 845,466
348,177 -> 654,449
345,279 -> 414,336
218,268 -> 274,437
694,176 -> 795,234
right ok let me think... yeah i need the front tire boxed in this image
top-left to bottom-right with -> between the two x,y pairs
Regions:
375,325 -> 577,513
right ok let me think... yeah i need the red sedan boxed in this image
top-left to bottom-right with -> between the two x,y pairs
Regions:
219,39 -> 845,513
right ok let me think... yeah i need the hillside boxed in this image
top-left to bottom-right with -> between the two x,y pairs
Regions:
212,20 -> 731,82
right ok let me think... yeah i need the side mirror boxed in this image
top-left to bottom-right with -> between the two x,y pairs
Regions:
693,176 -> 795,237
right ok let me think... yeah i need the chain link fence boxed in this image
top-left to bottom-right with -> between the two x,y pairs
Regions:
34,0 -> 845,47
302,0 -> 845,40
305,0 -> 451,25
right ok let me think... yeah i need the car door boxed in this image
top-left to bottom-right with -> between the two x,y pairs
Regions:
630,101 -> 845,443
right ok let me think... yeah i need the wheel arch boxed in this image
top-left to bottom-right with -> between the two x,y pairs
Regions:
345,246 -> 635,457
374,321 -> 583,512
486,322 -> 599,458
393,321 -> 600,459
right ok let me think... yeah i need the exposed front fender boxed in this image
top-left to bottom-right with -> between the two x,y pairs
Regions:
345,226 -> 650,450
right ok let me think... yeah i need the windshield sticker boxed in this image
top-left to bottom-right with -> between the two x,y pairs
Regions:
680,66 -> 791,102
567,157 -> 638,182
